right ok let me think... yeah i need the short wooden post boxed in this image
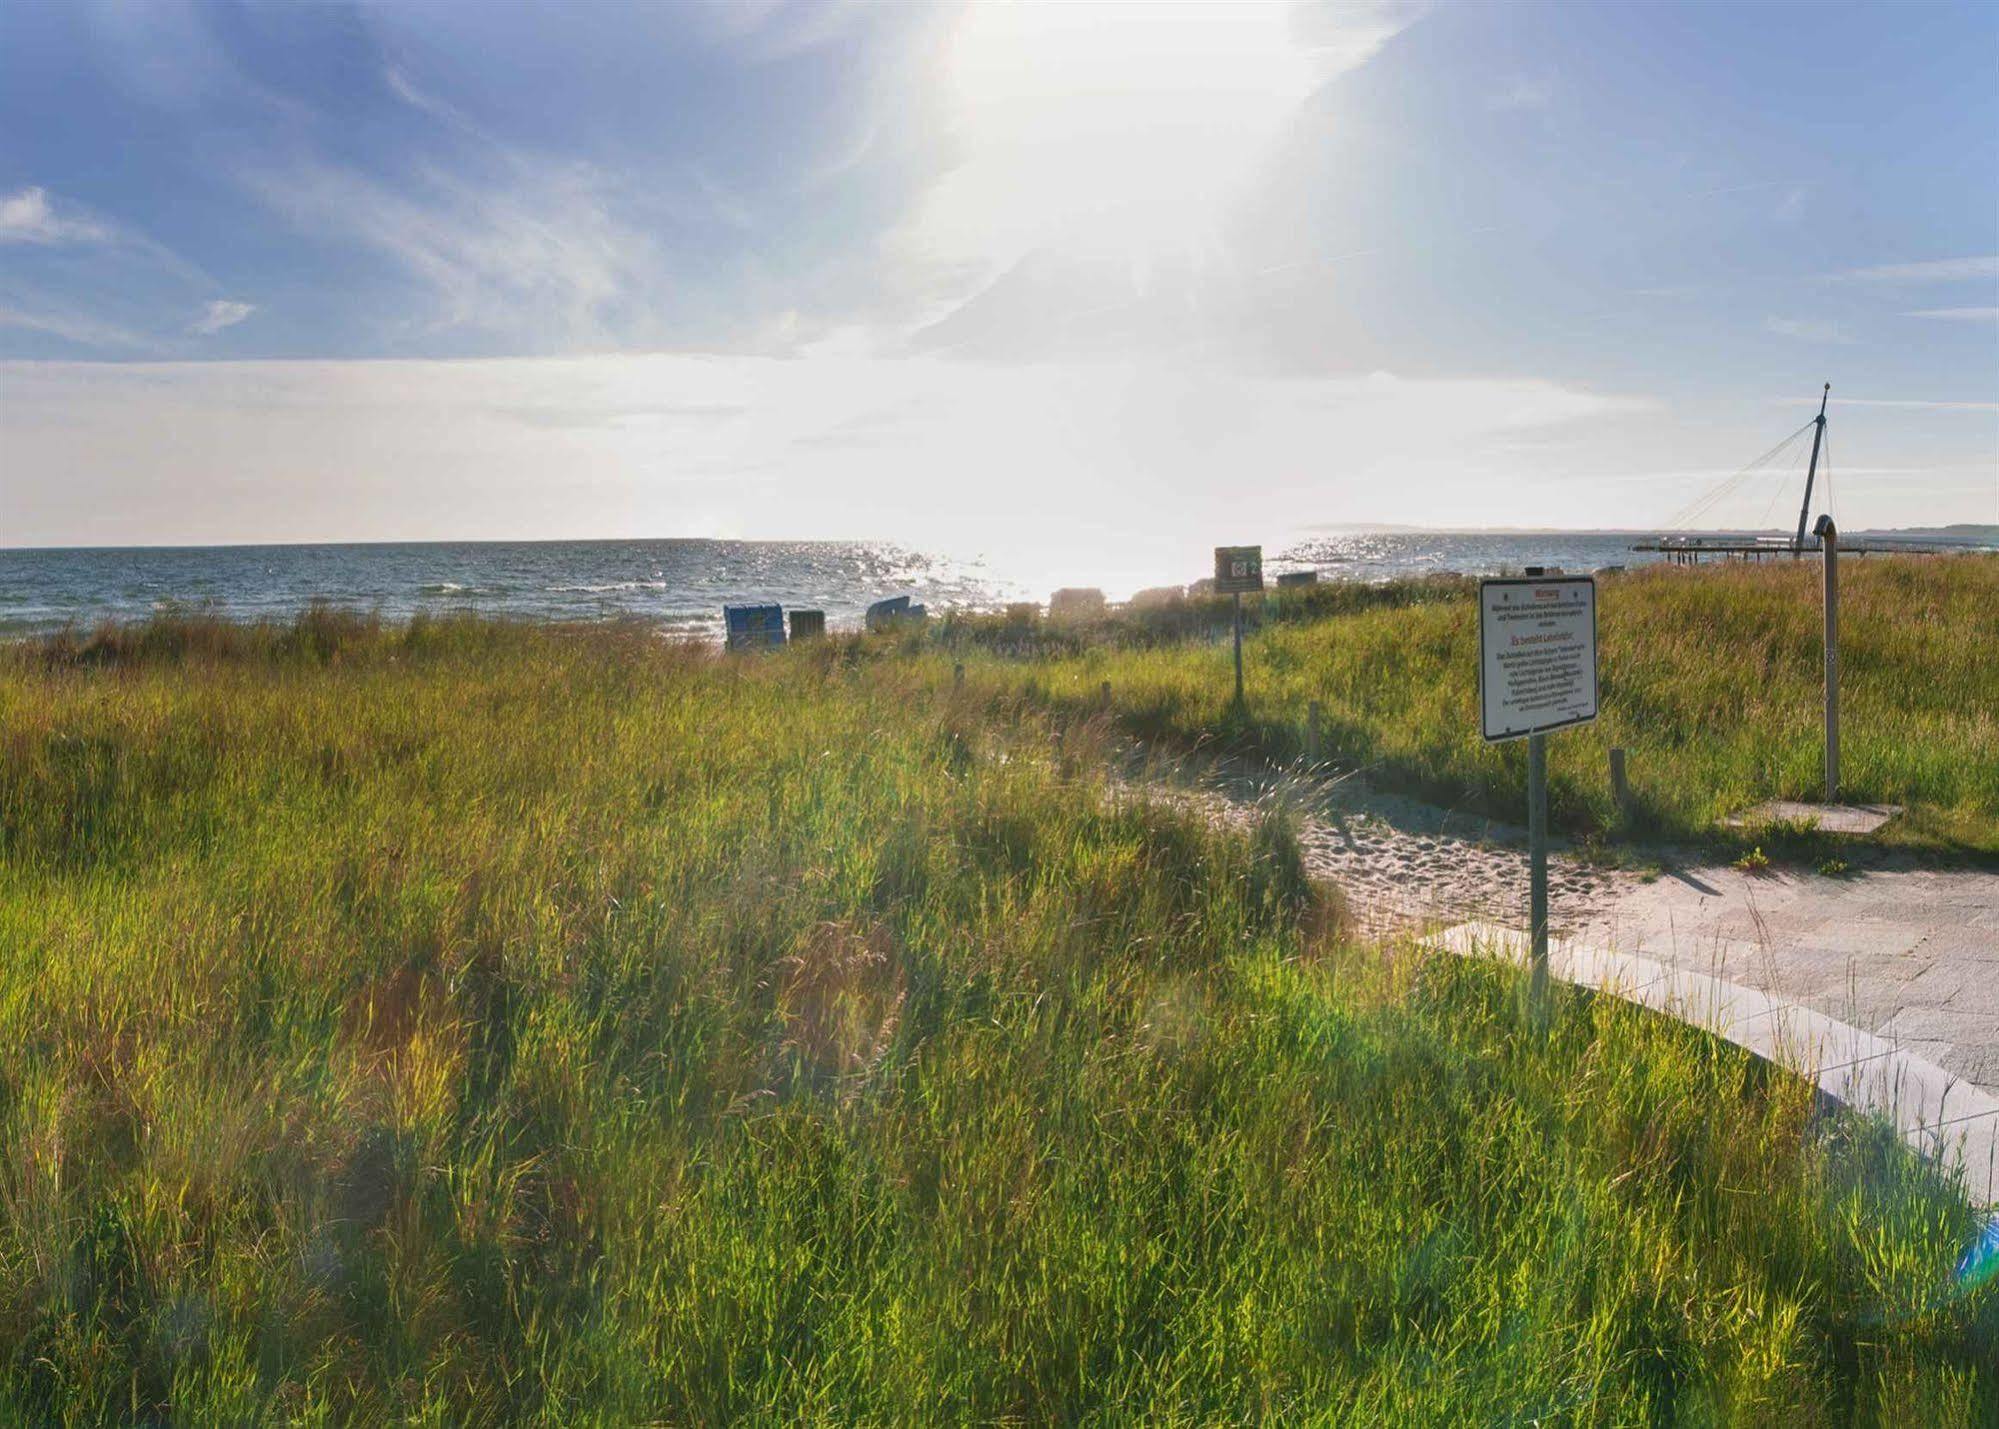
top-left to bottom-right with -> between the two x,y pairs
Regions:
953,663 -> 965,689
1609,746 -> 1629,815
1307,700 -> 1322,764
1100,679 -> 1111,706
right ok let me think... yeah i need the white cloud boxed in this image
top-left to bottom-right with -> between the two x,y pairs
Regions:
0,354 -> 1647,582
0,187 -> 111,245
1902,307 -> 1999,322
1830,255 -> 1999,283
191,299 -> 256,335
1766,315 -> 1852,343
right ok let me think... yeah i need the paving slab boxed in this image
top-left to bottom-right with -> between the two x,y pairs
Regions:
1727,800 -> 1904,834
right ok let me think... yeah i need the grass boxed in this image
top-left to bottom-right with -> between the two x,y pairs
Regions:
0,609 -> 1994,1422
939,554 -> 1999,858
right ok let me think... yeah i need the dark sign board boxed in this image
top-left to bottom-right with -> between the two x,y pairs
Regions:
1214,546 -> 1264,595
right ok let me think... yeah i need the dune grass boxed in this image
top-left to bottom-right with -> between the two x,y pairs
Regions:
945,554 -> 1999,857
0,610 -> 1994,1422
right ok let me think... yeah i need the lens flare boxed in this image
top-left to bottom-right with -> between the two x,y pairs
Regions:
1954,1215 -> 1999,1289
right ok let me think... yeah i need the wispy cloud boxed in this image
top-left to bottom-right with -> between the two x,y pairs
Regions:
0,186 -> 111,245
0,303 -> 149,349
1775,395 -> 1998,411
191,299 -> 256,335
244,155 -> 655,348
1902,306 -> 1999,322
1488,75 -> 1552,112
1292,0 -> 1429,77
1828,255 -> 1999,283
1765,315 -> 1852,343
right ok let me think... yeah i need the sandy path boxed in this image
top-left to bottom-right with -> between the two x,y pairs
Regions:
1136,757 -> 1999,1097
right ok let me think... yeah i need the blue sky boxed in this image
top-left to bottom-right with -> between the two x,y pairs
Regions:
2,0 -> 1993,574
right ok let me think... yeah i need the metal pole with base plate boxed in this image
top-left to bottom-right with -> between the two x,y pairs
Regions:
1816,515 -> 1839,801
1214,546 -> 1261,710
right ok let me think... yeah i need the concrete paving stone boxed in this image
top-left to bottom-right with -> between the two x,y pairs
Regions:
1899,961 -> 1972,1005
1883,1006 -> 1999,1045
1835,1052 -> 1982,1134
1729,800 -> 1903,835
1936,1119 -> 1999,1207
1636,970 -> 1784,1040
1919,924 -> 1999,959
1755,1005 -> 1897,1079
1794,922 -> 1931,960
1809,976 -> 1930,1033
1940,1043 -> 1999,1085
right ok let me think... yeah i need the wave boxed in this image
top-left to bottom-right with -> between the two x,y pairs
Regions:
545,581 -> 671,594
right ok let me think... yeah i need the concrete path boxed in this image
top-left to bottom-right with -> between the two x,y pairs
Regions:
1565,861 -> 1999,1100
1430,920 -> 1999,1205
1153,760 -> 1999,1100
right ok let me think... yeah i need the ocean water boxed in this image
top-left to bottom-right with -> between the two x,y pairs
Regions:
0,540 -> 1014,641
0,530 -> 1973,640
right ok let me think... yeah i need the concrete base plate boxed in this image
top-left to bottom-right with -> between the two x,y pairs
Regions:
1726,800 -> 1903,835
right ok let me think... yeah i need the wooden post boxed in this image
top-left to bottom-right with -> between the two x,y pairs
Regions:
953,663 -> 965,689
1307,700 -> 1322,764
1609,746 -> 1629,816
1816,515 -> 1839,800
1099,679 -> 1111,706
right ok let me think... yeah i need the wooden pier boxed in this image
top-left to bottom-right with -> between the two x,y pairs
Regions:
1631,536 -> 1973,565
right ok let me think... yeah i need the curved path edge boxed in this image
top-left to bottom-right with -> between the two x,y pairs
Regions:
1430,920 -> 1999,1209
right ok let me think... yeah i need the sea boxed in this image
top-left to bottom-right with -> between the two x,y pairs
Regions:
0,531 -> 1983,641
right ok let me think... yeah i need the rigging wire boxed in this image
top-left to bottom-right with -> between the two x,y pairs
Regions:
1663,418 -> 1818,530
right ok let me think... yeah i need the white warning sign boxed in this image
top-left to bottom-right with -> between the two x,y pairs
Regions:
1479,576 -> 1598,743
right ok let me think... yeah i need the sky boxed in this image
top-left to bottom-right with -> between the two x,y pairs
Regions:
2,0 -> 1995,581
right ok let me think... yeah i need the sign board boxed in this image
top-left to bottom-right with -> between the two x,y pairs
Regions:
1479,576 -> 1597,742
1214,546 -> 1264,595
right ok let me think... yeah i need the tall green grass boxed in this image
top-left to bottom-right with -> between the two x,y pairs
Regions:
950,555 -> 1999,855
0,611 -> 1992,1422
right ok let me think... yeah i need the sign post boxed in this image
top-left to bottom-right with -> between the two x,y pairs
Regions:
1479,574 -> 1598,1004
1214,546 -> 1263,707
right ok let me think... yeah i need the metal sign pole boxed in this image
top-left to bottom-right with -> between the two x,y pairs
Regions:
1817,516 -> 1840,801
1479,573 -> 1597,1021
1527,731 -> 1549,1005
1214,546 -> 1262,710
1232,592 -> 1244,707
